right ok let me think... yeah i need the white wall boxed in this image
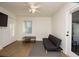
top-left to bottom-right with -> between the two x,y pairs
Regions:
16,17 -> 52,41
0,6 -> 16,49
51,3 -> 79,56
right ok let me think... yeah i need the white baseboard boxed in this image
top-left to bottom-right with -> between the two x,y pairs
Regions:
62,50 -> 78,57
36,40 -> 43,41
62,50 -> 70,57
67,51 -> 78,57
16,39 -> 43,41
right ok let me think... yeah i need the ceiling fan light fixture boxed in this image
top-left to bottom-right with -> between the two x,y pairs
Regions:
28,2 -> 41,14
29,8 -> 36,13
31,9 -> 36,13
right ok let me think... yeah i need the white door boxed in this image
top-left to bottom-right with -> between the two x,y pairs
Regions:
66,4 -> 79,56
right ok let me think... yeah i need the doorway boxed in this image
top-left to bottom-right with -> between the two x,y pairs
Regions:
72,10 -> 79,55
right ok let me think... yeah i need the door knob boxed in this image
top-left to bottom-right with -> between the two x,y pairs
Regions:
66,34 -> 69,36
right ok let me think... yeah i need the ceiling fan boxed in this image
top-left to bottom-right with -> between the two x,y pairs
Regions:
28,2 -> 41,13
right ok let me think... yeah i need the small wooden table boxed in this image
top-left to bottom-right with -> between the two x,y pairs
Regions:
23,36 -> 36,43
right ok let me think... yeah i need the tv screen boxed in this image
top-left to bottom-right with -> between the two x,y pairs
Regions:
0,12 -> 8,27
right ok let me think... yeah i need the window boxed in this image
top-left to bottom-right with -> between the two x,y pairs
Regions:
24,21 -> 32,34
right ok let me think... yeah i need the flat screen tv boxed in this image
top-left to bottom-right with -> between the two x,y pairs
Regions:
0,12 -> 8,27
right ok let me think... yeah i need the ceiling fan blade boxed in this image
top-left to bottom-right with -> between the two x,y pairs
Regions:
35,9 -> 40,13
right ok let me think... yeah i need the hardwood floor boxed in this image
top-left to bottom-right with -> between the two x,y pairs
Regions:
0,41 -> 32,57
0,41 -> 67,57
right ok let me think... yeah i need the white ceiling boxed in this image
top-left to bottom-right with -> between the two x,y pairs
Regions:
0,2 -> 66,17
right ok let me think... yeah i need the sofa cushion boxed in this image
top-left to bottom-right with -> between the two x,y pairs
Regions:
48,34 -> 61,47
43,39 -> 58,51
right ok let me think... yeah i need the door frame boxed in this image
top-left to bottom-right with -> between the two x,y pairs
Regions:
67,3 -> 79,56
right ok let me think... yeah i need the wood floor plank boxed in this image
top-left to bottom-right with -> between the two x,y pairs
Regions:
0,41 -> 32,57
